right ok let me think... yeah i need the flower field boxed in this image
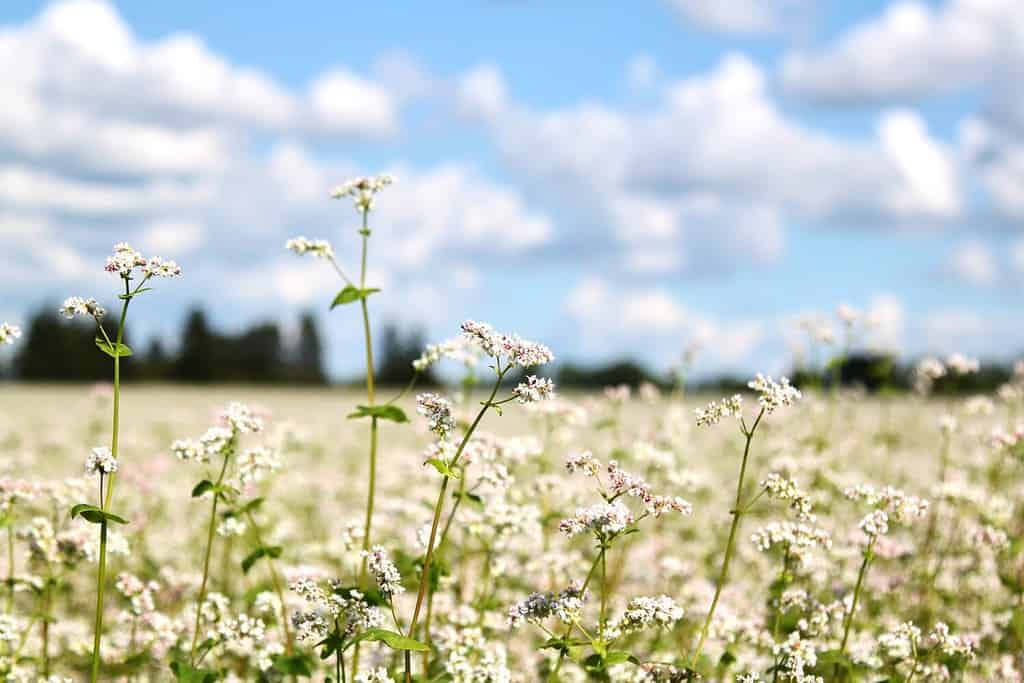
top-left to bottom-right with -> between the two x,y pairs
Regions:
0,178 -> 1020,683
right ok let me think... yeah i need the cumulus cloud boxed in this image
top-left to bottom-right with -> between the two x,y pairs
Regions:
564,276 -> 766,367
943,240 -> 997,288
780,0 -> 1013,102
665,0 -> 811,35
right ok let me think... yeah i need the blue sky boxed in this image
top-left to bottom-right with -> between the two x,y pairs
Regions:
0,0 -> 1020,378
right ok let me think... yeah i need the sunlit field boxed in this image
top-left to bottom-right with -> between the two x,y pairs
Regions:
0,373 -> 1019,681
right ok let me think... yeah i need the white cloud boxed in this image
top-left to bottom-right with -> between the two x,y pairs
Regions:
878,110 -> 961,218
564,276 -> 765,366
665,0 -> 810,34
306,69 -> 397,138
455,64 -> 508,123
944,240 -> 997,287
139,220 -> 205,255
780,0 -> 1012,102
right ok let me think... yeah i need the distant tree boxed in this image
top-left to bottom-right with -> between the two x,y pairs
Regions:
375,323 -> 438,387
557,360 -> 661,389
232,323 -> 285,383
14,305 -> 120,381
175,308 -> 216,382
292,313 -> 326,384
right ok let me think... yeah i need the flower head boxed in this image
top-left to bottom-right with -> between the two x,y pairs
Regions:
60,297 -> 105,321
0,323 -> 21,346
361,545 -> 405,598
460,320 -> 554,368
85,446 -> 118,476
512,375 -> 556,404
330,174 -> 395,213
417,393 -> 455,440
748,374 -> 801,413
696,394 -> 743,427
285,237 -> 335,259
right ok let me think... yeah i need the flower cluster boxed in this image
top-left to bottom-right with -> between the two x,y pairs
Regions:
84,446 -> 118,476
285,236 -> 335,259
565,450 -> 601,476
412,335 -> 481,371
330,174 -> 396,212
0,322 -> 20,345
695,394 -> 743,427
105,242 -> 181,279
59,296 -> 106,321
512,375 -> 555,404
507,580 -> 587,628
762,473 -> 815,521
361,545 -> 405,598
171,402 -> 263,463
750,522 -> 832,562
417,392 -> 456,440
748,373 -> 802,413
559,501 -> 634,538
290,578 -> 384,642
605,595 -> 684,637
460,320 -> 554,368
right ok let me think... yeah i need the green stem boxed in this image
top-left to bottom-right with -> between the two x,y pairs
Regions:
352,209 -> 377,677
6,512 -> 14,612
689,409 -> 764,669
90,281 -> 130,683
840,536 -> 875,654
404,371 -> 505,682
549,547 -> 606,681
189,446 -> 234,664
245,509 -> 294,653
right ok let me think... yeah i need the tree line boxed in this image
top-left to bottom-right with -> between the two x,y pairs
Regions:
2,304 -> 1016,394
4,305 -> 436,386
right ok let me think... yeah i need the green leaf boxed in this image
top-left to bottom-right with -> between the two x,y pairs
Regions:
95,337 -> 133,358
425,458 -> 460,479
237,497 -> 265,515
330,286 -> 381,309
345,628 -> 430,652
191,480 -> 215,498
169,660 -> 220,682
346,405 -> 408,423
119,288 -> 153,300
241,546 -> 283,574
70,503 -> 127,525
271,653 -> 314,676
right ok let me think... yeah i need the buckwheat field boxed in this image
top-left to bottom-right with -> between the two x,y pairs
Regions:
0,177 -> 1019,683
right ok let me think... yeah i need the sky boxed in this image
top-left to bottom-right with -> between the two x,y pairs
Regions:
0,0 -> 1020,378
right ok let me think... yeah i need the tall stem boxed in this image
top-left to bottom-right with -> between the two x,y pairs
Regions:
404,373 -> 504,682
549,547 -> 606,681
353,209 -> 378,676
245,509 -> 294,652
689,409 -> 764,669
189,447 -> 233,663
840,537 -> 875,654
90,283 -> 130,683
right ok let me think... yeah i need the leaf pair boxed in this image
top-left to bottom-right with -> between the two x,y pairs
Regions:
70,503 -> 128,525
347,404 -> 408,423
330,285 -> 381,309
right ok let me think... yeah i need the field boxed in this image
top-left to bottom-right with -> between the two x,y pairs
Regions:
0,378 -> 1018,682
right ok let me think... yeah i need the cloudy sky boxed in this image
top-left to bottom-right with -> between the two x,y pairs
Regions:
0,0 -> 1021,377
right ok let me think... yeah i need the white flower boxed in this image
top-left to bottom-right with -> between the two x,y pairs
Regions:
140,256 -> 183,278
696,394 -> 743,427
748,374 -> 801,413
84,446 -> 118,476
559,501 -> 634,538
361,545 -> 405,598
330,174 -> 396,213
0,322 -> 20,345
565,450 -> 601,476
104,242 -> 147,277
507,581 -> 586,628
285,236 -> 335,259
512,375 -> 556,404
59,296 -> 105,321
417,393 -> 455,440
460,320 -> 554,368
606,595 -> 683,637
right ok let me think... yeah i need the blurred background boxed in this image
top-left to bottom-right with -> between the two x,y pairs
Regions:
0,0 -> 1020,390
